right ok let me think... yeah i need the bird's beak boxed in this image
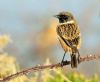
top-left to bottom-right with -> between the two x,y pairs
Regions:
54,15 -> 59,18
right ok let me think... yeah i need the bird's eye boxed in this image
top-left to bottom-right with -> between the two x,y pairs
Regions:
61,15 -> 66,18
61,15 -> 68,20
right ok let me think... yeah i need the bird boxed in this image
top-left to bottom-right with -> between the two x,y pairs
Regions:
54,12 -> 81,68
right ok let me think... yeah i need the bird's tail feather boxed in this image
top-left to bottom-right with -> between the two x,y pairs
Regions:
71,53 -> 78,68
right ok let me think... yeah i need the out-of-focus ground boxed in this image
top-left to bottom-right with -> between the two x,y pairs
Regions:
0,0 -> 100,77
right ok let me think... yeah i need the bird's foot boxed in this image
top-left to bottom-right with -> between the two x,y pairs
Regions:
61,60 -> 64,67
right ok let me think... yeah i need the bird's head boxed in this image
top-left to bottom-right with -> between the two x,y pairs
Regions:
54,12 -> 74,23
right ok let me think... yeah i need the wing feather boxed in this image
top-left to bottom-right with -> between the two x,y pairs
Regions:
56,23 -> 81,50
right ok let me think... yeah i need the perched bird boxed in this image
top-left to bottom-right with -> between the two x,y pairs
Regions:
55,12 -> 81,68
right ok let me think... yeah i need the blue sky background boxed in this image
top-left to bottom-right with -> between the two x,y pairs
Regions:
0,0 -> 100,76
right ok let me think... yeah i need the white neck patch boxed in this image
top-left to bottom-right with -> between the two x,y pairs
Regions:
67,20 -> 74,24
59,20 -> 74,25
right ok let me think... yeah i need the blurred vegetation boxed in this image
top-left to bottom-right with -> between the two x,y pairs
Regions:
0,35 -> 28,82
0,35 -> 100,82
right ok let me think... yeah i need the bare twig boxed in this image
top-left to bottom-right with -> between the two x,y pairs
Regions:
0,54 -> 100,82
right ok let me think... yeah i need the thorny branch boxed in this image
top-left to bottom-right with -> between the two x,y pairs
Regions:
0,54 -> 100,82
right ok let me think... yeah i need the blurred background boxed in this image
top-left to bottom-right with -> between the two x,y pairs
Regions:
0,0 -> 100,77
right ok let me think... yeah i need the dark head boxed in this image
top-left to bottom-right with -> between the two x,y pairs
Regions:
54,12 -> 74,23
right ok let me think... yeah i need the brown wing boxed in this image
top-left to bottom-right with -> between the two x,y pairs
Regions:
57,23 -> 80,39
56,23 -> 81,49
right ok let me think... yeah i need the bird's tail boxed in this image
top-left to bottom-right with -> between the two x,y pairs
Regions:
71,53 -> 78,68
